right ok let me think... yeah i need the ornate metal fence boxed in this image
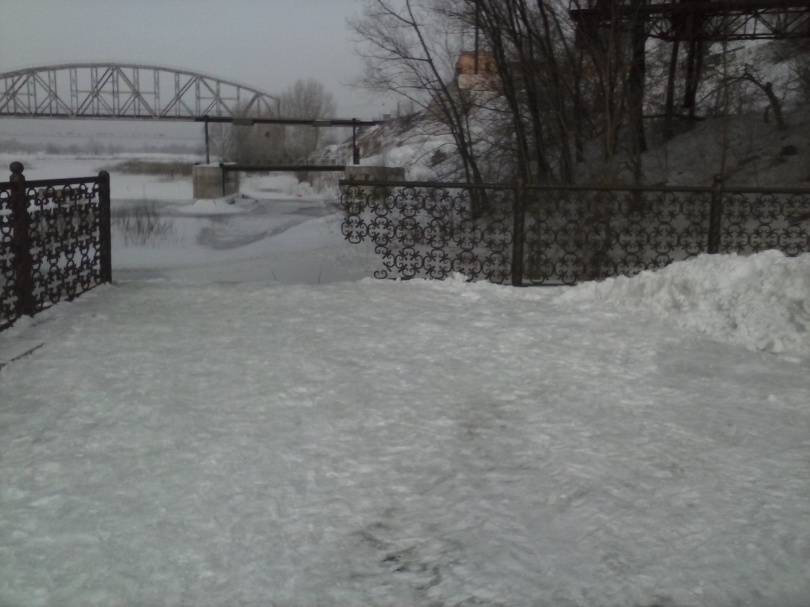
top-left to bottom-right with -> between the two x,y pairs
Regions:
341,182 -> 516,283
340,180 -> 810,285
1,162 -> 111,330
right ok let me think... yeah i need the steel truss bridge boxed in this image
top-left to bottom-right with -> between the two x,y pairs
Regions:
0,63 -> 280,120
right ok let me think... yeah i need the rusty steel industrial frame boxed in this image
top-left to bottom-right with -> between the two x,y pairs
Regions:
569,0 -> 810,135
570,0 -> 810,42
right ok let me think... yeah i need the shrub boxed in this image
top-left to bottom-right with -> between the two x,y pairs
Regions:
112,201 -> 175,245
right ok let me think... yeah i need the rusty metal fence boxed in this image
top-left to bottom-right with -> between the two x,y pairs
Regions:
340,180 -> 810,285
1,162 -> 111,330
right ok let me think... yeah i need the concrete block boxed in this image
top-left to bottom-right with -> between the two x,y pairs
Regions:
193,164 -> 240,199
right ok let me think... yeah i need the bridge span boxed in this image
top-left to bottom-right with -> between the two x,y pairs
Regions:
0,63 -> 279,120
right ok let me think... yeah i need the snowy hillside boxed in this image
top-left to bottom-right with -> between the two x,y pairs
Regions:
323,39 -> 810,187
315,116 -> 460,181
336,104 -> 810,187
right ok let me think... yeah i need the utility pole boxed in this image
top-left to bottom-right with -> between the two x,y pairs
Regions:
203,115 -> 210,164
352,118 -> 360,165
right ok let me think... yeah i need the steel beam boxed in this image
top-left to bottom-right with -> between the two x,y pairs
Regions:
570,0 -> 810,42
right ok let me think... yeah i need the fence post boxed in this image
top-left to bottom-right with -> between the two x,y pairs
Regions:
97,170 -> 112,283
204,115 -> 210,164
511,180 -> 526,286
9,161 -> 34,316
352,119 -> 360,165
707,175 -> 724,254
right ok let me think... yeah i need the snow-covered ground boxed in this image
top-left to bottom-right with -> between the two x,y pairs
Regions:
1,269 -> 809,607
0,152 -> 199,201
111,201 -> 377,286
1,154 -> 809,606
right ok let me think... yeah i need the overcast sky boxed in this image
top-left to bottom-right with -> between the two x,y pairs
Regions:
0,0 -> 387,117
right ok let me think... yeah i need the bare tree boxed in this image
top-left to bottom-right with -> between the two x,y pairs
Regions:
567,0 -> 652,178
208,121 -> 240,161
209,79 -> 336,164
351,0 -> 486,186
209,112 -> 286,165
352,0 -> 657,185
453,0 -> 587,184
278,79 -> 337,161
735,65 -> 787,130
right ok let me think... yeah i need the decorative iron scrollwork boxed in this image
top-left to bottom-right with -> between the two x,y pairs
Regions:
1,169 -> 109,330
26,181 -> 103,311
340,182 -> 810,285
0,183 -> 16,323
341,183 -> 514,283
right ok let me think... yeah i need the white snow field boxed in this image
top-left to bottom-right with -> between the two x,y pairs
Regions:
1,154 -> 810,606
1,256 -> 810,606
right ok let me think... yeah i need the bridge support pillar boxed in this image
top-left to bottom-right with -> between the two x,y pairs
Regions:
193,163 -> 239,199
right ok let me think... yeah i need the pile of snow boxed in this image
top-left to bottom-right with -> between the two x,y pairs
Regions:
360,134 -> 453,180
240,172 -> 330,201
558,251 -> 810,356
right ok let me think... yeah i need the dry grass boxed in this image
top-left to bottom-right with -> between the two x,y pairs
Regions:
112,201 -> 175,245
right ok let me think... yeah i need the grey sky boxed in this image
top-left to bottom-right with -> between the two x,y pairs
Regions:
0,0 -> 385,116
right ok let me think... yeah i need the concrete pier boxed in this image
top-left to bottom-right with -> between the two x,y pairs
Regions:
192,164 -> 239,199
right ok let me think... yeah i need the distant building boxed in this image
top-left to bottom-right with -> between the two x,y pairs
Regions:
455,51 -> 499,91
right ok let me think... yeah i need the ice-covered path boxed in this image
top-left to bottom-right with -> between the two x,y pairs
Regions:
1,278 -> 809,607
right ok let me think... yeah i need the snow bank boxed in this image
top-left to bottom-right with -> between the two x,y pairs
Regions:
558,251 -> 810,356
240,173 -> 330,201
361,137 -> 451,180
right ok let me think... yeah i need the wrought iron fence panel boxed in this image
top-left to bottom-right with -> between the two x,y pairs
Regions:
27,181 -> 103,312
340,181 -> 810,286
0,182 -> 15,323
523,188 -> 713,284
0,164 -> 111,331
341,183 -> 514,283
719,191 -> 810,255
